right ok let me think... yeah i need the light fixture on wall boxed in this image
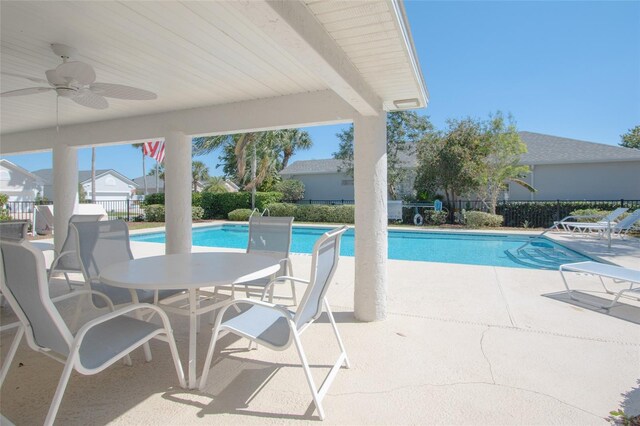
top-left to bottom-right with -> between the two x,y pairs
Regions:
393,98 -> 420,109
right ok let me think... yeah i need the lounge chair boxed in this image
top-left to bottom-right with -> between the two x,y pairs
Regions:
34,203 -> 108,235
560,261 -> 640,309
199,226 -> 350,420
0,236 -> 185,426
554,207 -> 628,233
562,209 -> 640,239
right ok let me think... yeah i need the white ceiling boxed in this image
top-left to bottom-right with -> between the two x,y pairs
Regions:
0,1 -> 427,136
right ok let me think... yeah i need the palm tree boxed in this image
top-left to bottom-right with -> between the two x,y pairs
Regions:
191,161 -> 210,192
203,176 -> 227,193
132,143 -> 148,195
275,128 -> 313,169
90,147 -> 96,202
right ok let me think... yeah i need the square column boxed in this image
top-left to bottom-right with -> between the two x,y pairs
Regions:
353,112 -> 388,321
164,131 -> 192,254
52,144 -> 78,253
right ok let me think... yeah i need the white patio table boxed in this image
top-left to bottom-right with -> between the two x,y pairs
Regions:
99,252 -> 281,388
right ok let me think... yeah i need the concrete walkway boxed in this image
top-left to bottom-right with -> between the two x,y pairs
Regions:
1,237 -> 639,425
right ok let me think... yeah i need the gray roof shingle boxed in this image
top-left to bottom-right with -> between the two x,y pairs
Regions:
280,131 -> 640,175
518,131 -> 640,165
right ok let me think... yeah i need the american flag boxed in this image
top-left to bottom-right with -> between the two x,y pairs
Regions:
142,140 -> 165,163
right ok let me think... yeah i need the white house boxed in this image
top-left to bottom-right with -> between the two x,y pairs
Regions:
32,168 -> 138,202
281,131 -> 640,201
132,176 -> 240,194
0,159 -> 44,208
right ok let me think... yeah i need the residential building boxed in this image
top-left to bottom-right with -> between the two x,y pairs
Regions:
0,159 -> 44,208
281,131 -> 640,201
32,169 -> 138,201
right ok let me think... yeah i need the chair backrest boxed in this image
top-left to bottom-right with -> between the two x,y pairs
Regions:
34,204 -> 54,235
246,216 -> 294,260
56,214 -> 107,272
72,219 -> 133,281
0,220 -> 29,241
601,207 -> 628,222
75,203 -> 108,220
0,238 -> 73,356
294,226 -> 348,328
615,209 -> 640,230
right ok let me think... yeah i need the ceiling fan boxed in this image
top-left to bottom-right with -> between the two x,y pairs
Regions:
0,43 -> 157,110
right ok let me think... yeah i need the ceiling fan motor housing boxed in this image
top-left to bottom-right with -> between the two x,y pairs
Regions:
55,87 -> 78,98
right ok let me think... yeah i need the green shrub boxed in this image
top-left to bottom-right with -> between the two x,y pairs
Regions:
192,192 -> 203,208
0,193 -> 10,221
143,193 -> 165,206
275,179 -> 305,202
265,203 -> 354,224
192,206 -> 205,221
199,191 -> 283,219
228,209 -> 253,221
255,192 -> 283,210
0,194 -> 8,205
464,211 -> 503,228
145,204 -> 165,222
427,210 -> 448,225
568,209 -> 629,223
265,203 -> 298,217
496,201 -> 630,228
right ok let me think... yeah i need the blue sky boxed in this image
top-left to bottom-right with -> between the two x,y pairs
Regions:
4,1 -> 639,178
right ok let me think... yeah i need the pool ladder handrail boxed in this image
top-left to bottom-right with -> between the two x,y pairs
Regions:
516,224 -> 556,252
249,208 -> 270,218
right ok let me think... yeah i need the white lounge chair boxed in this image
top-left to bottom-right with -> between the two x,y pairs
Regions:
199,226 -> 350,420
560,261 -> 640,309
562,209 -> 640,239
34,203 -> 108,235
0,237 -> 185,426
554,207 -> 628,233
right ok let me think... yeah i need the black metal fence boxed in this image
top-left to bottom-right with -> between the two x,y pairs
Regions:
296,198 -> 640,228
4,199 -> 145,222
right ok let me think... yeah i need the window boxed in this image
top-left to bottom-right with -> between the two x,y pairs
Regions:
341,179 -> 354,186
0,170 -> 10,181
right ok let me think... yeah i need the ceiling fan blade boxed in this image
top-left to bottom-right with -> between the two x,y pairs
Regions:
1,87 -> 53,97
45,69 -> 67,86
56,61 -> 96,85
1,72 -> 49,85
72,89 -> 108,109
90,83 -> 157,100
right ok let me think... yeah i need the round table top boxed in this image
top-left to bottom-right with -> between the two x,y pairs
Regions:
99,252 -> 281,290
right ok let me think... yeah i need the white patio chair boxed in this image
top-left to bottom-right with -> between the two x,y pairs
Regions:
0,237 -> 185,426
562,209 -> 640,239
48,214 -> 106,290
199,226 -> 350,420
231,216 -> 296,304
554,207 -> 628,233
72,219 -> 181,307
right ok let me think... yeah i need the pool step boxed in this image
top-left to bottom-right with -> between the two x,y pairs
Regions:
505,247 -> 582,270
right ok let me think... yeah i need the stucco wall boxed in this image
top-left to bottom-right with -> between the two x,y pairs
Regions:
509,161 -> 640,200
82,173 -> 135,201
288,173 -> 355,201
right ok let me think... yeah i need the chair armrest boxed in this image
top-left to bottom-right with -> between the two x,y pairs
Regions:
270,276 -> 310,285
48,250 -> 79,276
558,214 -> 601,223
51,289 -> 115,312
215,298 -> 294,326
72,303 -> 172,347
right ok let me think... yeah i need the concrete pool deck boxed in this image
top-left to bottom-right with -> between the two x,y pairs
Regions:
1,230 -> 639,424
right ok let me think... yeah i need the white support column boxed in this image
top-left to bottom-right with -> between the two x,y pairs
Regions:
52,144 -> 78,253
353,112 -> 388,322
164,131 -> 192,255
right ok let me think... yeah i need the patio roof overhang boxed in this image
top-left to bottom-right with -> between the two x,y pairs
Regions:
0,0 -> 428,321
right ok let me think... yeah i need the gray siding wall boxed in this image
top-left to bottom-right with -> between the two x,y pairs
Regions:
289,173 -> 355,201
509,161 -> 640,200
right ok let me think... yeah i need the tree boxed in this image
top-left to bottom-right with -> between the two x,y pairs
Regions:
78,184 -> 87,203
276,179 -> 305,201
620,125 -> 640,149
132,143 -> 148,195
275,129 -> 313,169
90,147 -> 96,203
414,118 -> 486,207
476,112 -> 534,214
332,111 -> 434,199
203,176 -> 228,193
191,161 -> 210,192
147,163 -> 165,189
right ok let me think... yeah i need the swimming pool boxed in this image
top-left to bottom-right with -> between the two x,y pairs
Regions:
131,225 -> 592,269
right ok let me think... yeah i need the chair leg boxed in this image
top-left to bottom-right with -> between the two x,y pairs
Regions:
199,326 -> 223,391
292,330 -> 325,420
0,326 -> 24,387
165,329 -> 186,388
63,273 -> 73,292
324,299 -> 350,369
44,355 -> 76,426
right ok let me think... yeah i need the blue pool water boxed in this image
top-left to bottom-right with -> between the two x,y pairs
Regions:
131,225 -> 593,269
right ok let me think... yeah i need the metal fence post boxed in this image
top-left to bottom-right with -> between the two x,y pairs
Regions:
127,200 -> 130,222
556,199 -> 560,221
621,198 -> 624,208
